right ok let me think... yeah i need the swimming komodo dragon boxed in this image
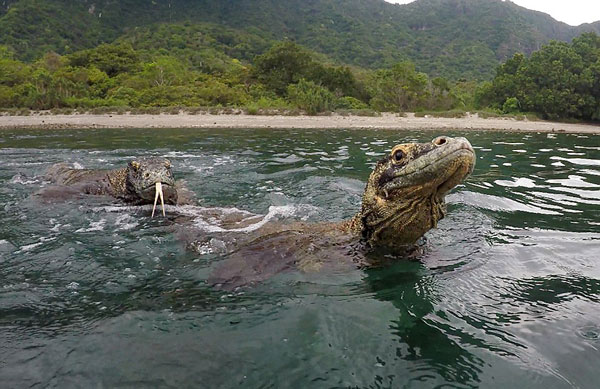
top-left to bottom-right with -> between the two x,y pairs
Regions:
41,157 -> 191,216
189,136 -> 476,289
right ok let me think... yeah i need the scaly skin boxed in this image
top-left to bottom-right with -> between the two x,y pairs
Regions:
44,157 -> 179,205
205,136 -> 476,288
342,135 -> 476,249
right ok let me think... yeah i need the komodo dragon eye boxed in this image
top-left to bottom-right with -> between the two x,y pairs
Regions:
393,149 -> 405,162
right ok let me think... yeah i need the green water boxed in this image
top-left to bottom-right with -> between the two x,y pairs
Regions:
1,128 -> 599,388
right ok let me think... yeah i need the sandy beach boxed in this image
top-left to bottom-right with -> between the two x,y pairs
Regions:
0,112 -> 599,133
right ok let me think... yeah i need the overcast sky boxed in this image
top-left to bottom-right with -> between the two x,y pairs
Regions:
384,0 -> 600,26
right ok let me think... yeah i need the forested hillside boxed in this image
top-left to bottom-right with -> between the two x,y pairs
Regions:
1,0 -> 599,79
2,30 -> 599,122
1,0 -> 599,121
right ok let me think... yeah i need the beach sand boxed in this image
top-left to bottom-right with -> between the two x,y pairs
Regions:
1,112 -> 599,133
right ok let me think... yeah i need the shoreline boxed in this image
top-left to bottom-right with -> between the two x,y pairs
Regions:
0,112 -> 599,133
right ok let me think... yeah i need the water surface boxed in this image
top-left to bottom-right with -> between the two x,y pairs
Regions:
1,128 -> 599,388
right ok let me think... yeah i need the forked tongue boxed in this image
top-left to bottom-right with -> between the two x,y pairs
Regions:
151,182 -> 166,217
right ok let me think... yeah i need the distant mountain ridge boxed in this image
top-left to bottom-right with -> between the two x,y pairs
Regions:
1,0 -> 599,79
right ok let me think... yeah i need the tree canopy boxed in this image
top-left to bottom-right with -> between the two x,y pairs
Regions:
481,33 -> 600,121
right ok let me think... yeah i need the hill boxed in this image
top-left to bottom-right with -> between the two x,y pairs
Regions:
1,0 -> 599,79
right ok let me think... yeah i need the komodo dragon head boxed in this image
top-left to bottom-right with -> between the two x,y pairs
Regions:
348,136 -> 475,250
124,157 -> 178,216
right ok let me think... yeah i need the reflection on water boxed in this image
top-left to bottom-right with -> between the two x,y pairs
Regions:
0,128 -> 599,387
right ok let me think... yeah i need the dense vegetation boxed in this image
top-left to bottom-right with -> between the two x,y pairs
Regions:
480,33 -> 600,121
0,37 -> 461,114
1,28 -> 599,122
0,0 -> 599,121
1,0 -> 599,80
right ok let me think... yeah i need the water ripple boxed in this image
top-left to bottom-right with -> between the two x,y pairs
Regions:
1,128 -> 599,387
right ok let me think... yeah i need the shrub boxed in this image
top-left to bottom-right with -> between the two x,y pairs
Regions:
0,85 -> 17,107
246,104 -> 259,115
336,96 -> 369,110
108,87 -> 139,106
287,79 -> 335,115
194,79 -> 250,106
502,97 -> 520,113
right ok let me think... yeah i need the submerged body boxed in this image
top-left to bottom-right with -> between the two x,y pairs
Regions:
192,136 -> 476,288
41,157 -> 189,215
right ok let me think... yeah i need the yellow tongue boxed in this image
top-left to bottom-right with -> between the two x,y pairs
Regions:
151,182 -> 165,217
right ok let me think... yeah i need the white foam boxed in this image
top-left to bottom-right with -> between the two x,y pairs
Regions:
9,174 -> 39,185
550,156 -> 600,166
95,203 -> 319,232
494,177 -> 536,188
174,205 -> 255,217
75,219 -> 106,233
18,236 -> 56,252
581,169 -> 600,176
575,145 -> 600,151
174,204 -> 299,233
114,214 -> 138,230
67,281 -> 79,290
271,155 -> 304,164
547,175 -> 600,188
370,140 -> 388,145
163,151 -> 201,158
213,156 -> 235,166
20,242 -> 43,251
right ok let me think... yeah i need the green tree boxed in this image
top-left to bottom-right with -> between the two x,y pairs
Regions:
486,32 -> 600,120
68,43 -> 140,77
253,41 -> 315,95
140,56 -> 190,87
0,45 -> 15,60
502,97 -> 520,113
370,62 -> 429,112
0,57 -> 30,87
